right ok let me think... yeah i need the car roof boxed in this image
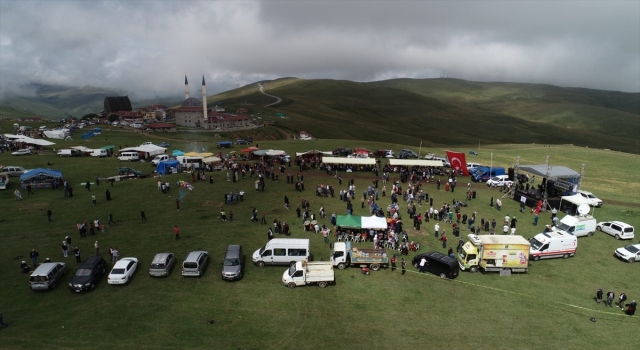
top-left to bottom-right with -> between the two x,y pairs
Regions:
113,258 -> 137,267
186,251 -> 208,259
606,221 -> 633,228
31,262 -> 64,275
152,252 -> 173,263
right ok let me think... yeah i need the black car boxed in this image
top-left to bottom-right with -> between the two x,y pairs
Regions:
236,139 -> 252,145
332,147 -> 352,156
411,251 -> 460,279
396,149 -> 418,159
69,256 -> 107,292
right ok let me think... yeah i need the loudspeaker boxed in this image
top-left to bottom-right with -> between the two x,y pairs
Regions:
508,168 -> 515,181
547,181 -> 555,196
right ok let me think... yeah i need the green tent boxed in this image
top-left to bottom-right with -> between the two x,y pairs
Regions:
100,145 -> 115,150
336,215 -> 361,228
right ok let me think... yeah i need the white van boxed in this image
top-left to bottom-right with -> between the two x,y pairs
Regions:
57,149 -> 81,157
529,231 -> 577,260
91,149 -> 108,157
118,152 -> 140,162
176,156 -> 203,170
252,238 -> 310,267
554,215 -> 597,237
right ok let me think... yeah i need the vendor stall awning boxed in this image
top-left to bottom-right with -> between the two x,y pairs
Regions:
322,157 -> 376,165
202,156 -> 221,163
100,145 -> 115,150
120,144 -> 166,156
295,150 -> 332,156
388,159 -> 444,167
20,168 -> 63,182
336,215 -> 361,228
361,216 -> 387,229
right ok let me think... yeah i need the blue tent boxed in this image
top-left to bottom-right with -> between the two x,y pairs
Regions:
156,160 -> 181,175
20,168 -> 63,189
82,132 -> 95,139
94,127 -> 102,132
172,150 -> 185,156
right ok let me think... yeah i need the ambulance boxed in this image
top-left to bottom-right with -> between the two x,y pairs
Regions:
529,230 -> 577,261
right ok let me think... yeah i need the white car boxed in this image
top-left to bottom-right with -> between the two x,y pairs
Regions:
614,244 -> 640,263
11,149 -> 32,156
107,257 -> 138,284
467,163 -> 482,172
577,190 -> 603,207
486,175 -> 512,187
597,221 -> 635,240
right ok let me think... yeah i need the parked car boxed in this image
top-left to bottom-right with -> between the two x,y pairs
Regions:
2,166 -> 29,177
577,190 -> 603,207
108,257 -> 138,284
149,252 -> 176,277
466,163 -> 482,172
397,149 -> 418,159
597,221 -> 635,240
158,142 -> 171,147
29,262 -> 66,290
221,245 -> 244,281
236,139 -> 251,145
11,149 -> 32,156
486,175 -> 513,187
332,147 -> 352,156
182,251 -> 209,277
614,244 -> 640,263
411,251 -> 460,279
69,256 -> 107,292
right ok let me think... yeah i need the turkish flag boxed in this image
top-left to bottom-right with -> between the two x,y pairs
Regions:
446,150 -> 469,176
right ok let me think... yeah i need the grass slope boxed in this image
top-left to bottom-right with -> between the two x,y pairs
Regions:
0,129 -> 639,349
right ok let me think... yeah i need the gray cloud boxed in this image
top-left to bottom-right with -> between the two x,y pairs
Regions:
0,0 -> 638,100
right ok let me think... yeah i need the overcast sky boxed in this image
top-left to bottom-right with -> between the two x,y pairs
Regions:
1,0 -> 638,99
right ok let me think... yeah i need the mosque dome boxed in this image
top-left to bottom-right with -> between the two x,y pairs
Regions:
181,97 -> 201,108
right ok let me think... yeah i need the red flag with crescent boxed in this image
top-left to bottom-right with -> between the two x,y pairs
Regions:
445,150 -> 469,176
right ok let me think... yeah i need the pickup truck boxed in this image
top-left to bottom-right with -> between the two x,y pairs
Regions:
330,241 -> 389,271
282,261 -> 334,288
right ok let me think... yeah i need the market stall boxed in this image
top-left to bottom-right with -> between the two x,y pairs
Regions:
19,168 -> 63,189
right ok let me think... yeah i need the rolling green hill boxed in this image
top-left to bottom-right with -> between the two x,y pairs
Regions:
212,78 -> 640,154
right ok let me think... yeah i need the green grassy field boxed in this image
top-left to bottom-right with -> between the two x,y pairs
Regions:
1,128 -> 639,349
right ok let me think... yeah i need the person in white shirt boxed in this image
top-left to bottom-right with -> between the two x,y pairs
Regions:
434,223 -> 440,238
510,227 -> 516,235
419,257 -> 427,273
503,224 -> 509,235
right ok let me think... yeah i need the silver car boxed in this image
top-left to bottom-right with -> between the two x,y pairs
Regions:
30,262 -> 66,290
221,245 -> 243,281
182,251 -> 209,277
149,252 -> 176,277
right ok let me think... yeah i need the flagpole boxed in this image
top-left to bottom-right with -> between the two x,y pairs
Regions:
419,140 -> 422,158
490,152 -> 493,177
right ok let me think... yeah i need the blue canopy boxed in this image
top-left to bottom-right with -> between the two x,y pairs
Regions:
20,168 -> 63,182
172,150 -> 185,156
94,127 -> 102,132
156,160 -> 181,175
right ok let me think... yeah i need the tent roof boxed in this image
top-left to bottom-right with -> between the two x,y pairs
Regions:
7,135 -> 56,146
240,147 -> 259,153
560,194 -> 592,206
322,157 -> 376,165
336,215 -> 361,228
361,216 -> 387,229
296,150 -> 332,156
20,168 -> 63,182
388,159 -> 443,167
519,164 -> 580,178
120,144 -> 166,155
203,156 -> 221,163
264,149 -> 287,156
100,145 -> 115,150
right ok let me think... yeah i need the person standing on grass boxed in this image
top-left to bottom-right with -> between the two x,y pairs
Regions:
496,198 -> 502,211
284,195 -> 289,209
141,209 -> 147,222
176,199 -> 180,211
74,247 -> 81,263
434,222 -> 439,238
92,194 -> 96,206
108,212 -> 116,225
112,247 -> 119,262
220,208 -> 227,221
441,231 -> 448,248
503,223 -> 509,235
47,208 -> 52,223
105,188 -> 111,201
62,241 -> 69,257
619,292 -> 627,310
94,241 -> 100,255
401,258 -> 407,275
0,312 -> 8,327
30,249 -> 39,268
174,225 -> 180,240
606,291 -> 615,307
261,212 -> 266,224
391,255 -> 397,272
533,212 -> 539,226
511,216 -> 517,229
419,257 -> 427,273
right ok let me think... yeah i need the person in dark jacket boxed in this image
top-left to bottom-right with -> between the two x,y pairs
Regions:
596,288 -> 603,303
627,300 -> 637,315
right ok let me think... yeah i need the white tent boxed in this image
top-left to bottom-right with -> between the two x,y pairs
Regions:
120,145 -> 166,156
361,216 -> 387,229
43,129 -> 70,139
264,149 -> 287,156
202,156 -> 222,163
388,159 -> 444,167
322,157 -> 376,165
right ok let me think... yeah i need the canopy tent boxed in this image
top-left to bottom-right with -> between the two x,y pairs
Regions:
322,157 -> 376,165
172,150 -> 185,156
184,152 -> 214,157
19,168 -> 63,188
156,160 -> 181,175
559,194 -> 595,216
43,129 -> 70,139
120,144 -> 166,156
100,145 -> 115,150
336,215 -> 361,228
388,159 -> 444,167
361,216 -> 387,229
296,150 -> 332,157
519,165 -> 580,178
264,149 -> 287,156
253,150 -> 267,156
202,156 -> 222,163
4,134 -> 56,146
240,146 -> 260,153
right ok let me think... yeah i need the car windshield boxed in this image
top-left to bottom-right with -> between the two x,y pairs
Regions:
625,245 -> 639,254
556,223 -> 572,232
259,247 -> 266,255
529,238 -> 544,250
288,265 -> 297,277
111,268 -> 125,274
223,259 -> 239,266
75,268 -> 93,276
587,194 -> 597,199
458,248 -> 466,260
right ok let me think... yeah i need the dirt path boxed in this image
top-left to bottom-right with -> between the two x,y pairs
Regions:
258,83 -> 282,107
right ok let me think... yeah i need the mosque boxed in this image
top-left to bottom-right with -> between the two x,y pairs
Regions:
172,76 -> 250,130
